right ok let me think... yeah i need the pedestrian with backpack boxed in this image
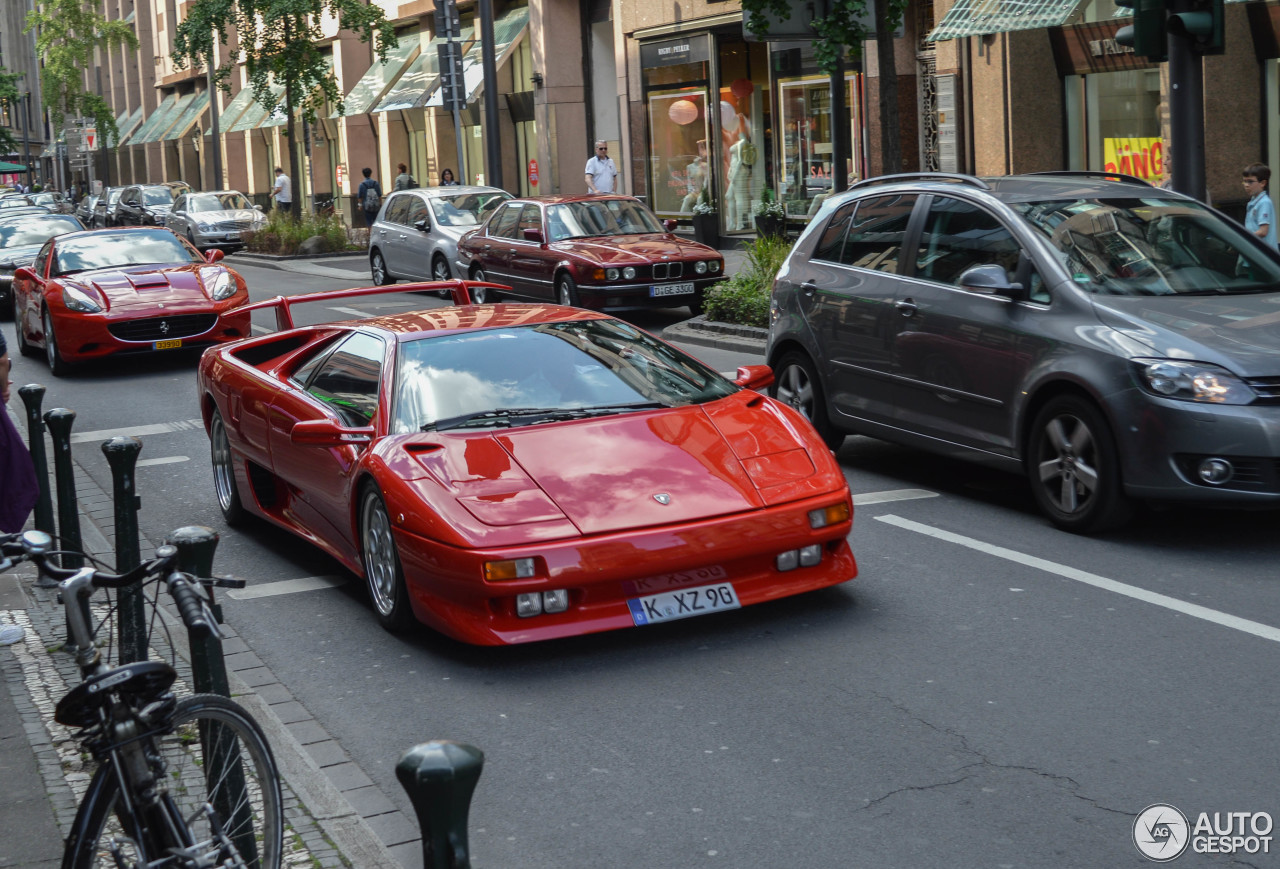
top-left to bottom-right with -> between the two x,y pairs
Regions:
357,167 -> 382,227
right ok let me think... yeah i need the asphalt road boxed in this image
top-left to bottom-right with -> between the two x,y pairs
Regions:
9,260 -> 1280,868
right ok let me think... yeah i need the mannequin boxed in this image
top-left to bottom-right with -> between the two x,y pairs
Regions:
725,133 -> 750,231
680,140 -> 709,212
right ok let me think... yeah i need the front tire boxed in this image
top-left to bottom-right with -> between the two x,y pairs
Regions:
15,309 -> 36,357
360,485 -> 414,632
371,250 -> 395,286
66,694 -> 284,869
42,307 -> 71,376
771,351 -> 844,451
1028,395 -> 1131,533
210,409 -> 247,526
468,266 -> 495,304
556,273 -> 580,307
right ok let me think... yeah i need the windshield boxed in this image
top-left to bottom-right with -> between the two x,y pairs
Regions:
0,217 -> 83,248
142,188 -> 175,206
391,319 -> 737,433
53,229 -> 199,274
545,199 -> 663,241
188,193 -> 252,212
428,192 -> 510,227
106,189 -> 122,205
0,198 -> 32,208
1012,197 -> 1280,296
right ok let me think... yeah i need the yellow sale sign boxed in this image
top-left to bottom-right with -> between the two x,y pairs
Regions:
1104,137 -> 1166,184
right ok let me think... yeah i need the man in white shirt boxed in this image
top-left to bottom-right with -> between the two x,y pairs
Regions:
584,141 -> 618,194
272,167 -> 292,211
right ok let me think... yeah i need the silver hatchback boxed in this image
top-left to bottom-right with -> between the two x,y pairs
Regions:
767,172 -> 1280,532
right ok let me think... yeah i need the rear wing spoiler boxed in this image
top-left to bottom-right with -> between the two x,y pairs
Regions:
237,280 -> 508,331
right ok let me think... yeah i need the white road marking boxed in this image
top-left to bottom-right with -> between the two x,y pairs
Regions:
854,488 -> 939,506
136,456 -> 189,467
330,306 -> 372,318
70,419 -> 204,444
876,514 -> 1280,644
226,575 -> 347,600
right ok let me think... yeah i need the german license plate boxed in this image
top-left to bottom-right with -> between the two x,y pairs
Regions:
628,582 -> 740,626
153,338 -> 183,350
650,281 -> 695,297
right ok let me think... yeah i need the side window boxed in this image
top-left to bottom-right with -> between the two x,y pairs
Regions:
490,204 -> 521,239
516,204 -> 541,238
406,196 -> 430,228
34,241 -> 53,278
915,195 -> 1027,288
841,194 -> 918,273
384,195 -> 412,226
306,332 -> 385,427
173,195 -> 186,212
812,201 -> 858,263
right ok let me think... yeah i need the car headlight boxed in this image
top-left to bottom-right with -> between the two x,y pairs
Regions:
695,260 -> 707,274
623,266 -> 636,279
209,270 -> 237,301
1134,359 -> 1255,405
605,268 -> 619,281
62,286 -> 102,313
710,260 -> 722,273
197,223 -> 213,232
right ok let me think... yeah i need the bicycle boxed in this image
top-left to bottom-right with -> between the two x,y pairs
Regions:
1,531 -> 284,869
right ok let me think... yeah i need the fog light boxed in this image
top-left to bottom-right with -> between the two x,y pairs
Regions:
808,502 -> 851,529
1197,458 -> 1233,485
542,589 -> 569,613
799,544 -> 822,567
485,558 -> 537,581
776,550 -> 798,572
516,593 -> 542,617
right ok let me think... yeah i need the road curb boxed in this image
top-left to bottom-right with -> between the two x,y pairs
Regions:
662,315 -> 767,357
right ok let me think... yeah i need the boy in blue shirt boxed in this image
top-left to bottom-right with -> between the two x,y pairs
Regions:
1243,163 -> 1277,250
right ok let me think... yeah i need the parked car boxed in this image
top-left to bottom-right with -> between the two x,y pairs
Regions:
93,186 -> 125,227
456,194 -> 723,312
115,183 -> 187,226
368,185 -> 511,287
75,194 -> 99,224
165,190 -> 267,251
197,285 -> 856,644
767,171 -> 1280,533
28,191 -> 71,213
11,226 -> 251,375
0,213 -> 85,317
0,205 -> 53,221
0,195 -> 35,210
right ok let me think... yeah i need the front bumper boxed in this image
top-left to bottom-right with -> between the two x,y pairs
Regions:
576,276 -> 721,311
46,301 -> 252,363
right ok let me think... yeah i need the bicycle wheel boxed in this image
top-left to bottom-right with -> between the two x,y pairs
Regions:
66,693 -> 284,869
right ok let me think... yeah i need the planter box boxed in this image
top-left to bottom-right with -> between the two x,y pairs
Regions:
754,215 -> 786,238
692,212 -> 720,248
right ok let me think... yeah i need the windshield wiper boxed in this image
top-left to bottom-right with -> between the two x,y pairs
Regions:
422,402 -> 667,432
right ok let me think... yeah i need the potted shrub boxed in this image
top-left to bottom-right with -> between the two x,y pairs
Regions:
692,187 -> 719,248
753,188 -> 787,238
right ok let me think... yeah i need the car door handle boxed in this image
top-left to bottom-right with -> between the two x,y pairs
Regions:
896,298 -> 918,317
800,281 -> 818,296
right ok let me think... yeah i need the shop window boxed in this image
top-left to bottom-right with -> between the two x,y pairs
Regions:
717,37 -> 770,233
642,35 -> 712,217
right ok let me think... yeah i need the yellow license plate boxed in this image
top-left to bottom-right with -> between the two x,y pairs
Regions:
153,338 -> 183,350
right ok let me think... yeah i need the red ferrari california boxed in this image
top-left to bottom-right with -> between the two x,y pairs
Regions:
197,283 -> 856,645
12,226 -> 251,375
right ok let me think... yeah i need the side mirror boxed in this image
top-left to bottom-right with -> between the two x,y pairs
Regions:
522,227 -> 545,244
291,419 -> 374,446
664,219 -> 678,233
414,218 -> 431,232
13,266 -> 35,283
957,264 -> 1023,297
205,249 -> 225,263
734,364 -> 775,392
253,204 -> 263,212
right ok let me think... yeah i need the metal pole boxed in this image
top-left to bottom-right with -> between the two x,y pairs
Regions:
44,407 -> 90,651
397,741 -> 484,869
1167,22 -> 1205,202
21,92 -> 31,188
17,385 -> 54,539
478,0 -> 503,190
209,52 -> 223,190
97,67 -> 110,189
102,437 -> 145,663
830,51 -> 848,194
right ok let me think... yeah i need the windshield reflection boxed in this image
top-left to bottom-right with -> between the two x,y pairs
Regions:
545,200 -> 663,241
54,229 -> 200,274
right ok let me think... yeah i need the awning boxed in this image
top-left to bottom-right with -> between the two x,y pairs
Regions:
425,6 -> 529,109
0,161 -> 28,172
334,37 -> 420,117
373,27 -> 474,113
109,105 -> 143,147
225,84 -> 284,133
162,91 -> 211,141
128,93 -> 192,145
927,0 -> 1084,41
214,86 -> 258,133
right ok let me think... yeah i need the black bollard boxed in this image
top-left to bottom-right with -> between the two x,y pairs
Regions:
102,437 -> 145,664
17,385 -> 54,540
166,525 -> 229,697
396,741 -> 484,869
43,408 -> 89,649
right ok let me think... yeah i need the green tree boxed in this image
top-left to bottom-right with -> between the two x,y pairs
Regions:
0,69 -> 23,156
741,0 -> 909,174
24,0 -> 138,149
174,0 -> 397,220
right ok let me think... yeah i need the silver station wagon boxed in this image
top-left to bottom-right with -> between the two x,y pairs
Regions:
767,172 -> 1280,533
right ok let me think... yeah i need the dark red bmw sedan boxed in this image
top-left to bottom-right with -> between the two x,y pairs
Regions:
456,194 -> 723,313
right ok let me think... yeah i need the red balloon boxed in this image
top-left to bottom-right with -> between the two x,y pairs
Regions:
730,79 -> 754,100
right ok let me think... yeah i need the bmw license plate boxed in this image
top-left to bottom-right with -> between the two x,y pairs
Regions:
628,582 -> 740,626
153,338 -> 183,350
650,281 -> 695,297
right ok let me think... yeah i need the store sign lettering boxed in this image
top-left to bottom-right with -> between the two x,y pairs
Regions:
1104,137 -> 1165,183
1089,39 -> 1135,57
657,43 -> 690,58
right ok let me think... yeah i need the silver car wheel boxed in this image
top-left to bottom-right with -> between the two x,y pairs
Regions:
210,412 -> 239,518
469,268 -> 491,304
432,255 -> 451,281
361,489 -> 399,619
776,361 -> 815,418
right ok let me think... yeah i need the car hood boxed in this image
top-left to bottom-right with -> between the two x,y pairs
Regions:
0,243 -> 44,268
76,264 -> 223,311
552,235 -> 716,266
388,394 -> 834,538
197,209 -> 260,222
1094,293 -> 1280,375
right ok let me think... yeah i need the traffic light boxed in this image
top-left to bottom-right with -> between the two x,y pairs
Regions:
1167,0 -> 1224,54
1115,0 -> 1167,62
